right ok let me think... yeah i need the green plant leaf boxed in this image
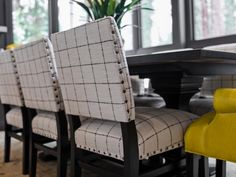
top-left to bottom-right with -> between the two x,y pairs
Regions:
115,0 -> 126,14
102,0 -> 110,16
120,24 -> 139,30
72,0 -> 94,20
107,0 -> 116,16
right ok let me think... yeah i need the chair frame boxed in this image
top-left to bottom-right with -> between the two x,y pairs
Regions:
186,153 -> 226,177
29,108 -> 70,177
68,115 -> 187,177
3,103 -> 30,174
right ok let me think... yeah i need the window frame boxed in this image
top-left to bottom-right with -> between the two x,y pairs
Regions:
126,0 -> 186,55
1,0 -> 13,48
185,0 -> 236,49
5,0 -> 236,53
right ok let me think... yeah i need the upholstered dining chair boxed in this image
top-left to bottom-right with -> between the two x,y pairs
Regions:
185,88 -> 236,177
0,49 -> 30,174
51,17 -> 198,177
131,76 -> 166,108
13,38 -> 69,177
189,43 -> 236,116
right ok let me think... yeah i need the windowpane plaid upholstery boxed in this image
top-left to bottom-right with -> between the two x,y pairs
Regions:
14,38 -> 63,112
51,17 -> 197,162
32,111 -> 58,140
6,107 -> 23,128
190,44 -> 236,115
51,17 -> 134,122
200,43 -> 236,97
0,50 -> 23,107
75,107 -> 197,160
189,95 -> 213,116
200,76 -> 236,97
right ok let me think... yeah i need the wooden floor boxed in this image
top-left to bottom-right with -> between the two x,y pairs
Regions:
0,132 -> 236,177
0,132 -> 98,177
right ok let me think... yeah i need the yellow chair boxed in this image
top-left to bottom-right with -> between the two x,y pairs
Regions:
185,88 -> 236,177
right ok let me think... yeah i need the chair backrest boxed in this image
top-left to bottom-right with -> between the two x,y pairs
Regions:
14,38 -> 63,112
200,43 -> 236,97
0,50 -> 24,107
51,17 -> 135,122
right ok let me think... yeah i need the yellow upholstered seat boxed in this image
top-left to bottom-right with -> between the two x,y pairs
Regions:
185,89 -> 236,163
185,88 -> 236,177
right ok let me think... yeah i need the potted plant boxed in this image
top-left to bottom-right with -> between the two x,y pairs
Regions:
72,0 -> 151,30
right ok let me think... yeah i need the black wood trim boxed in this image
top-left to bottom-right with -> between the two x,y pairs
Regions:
199,156 -> 209,177
68,115 -> 82,177
8,131 -> 23,140
49,0 -> 58,35
216,159 -> 226,177
121,121 -> 139,177
55,111 -> 69,147
140,158 -> 186,177
34,143 -> 57,156
186,153 -> 200,177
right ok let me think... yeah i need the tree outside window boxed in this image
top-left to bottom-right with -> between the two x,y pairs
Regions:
193,0 -> 236,40
12,0 -> 48,44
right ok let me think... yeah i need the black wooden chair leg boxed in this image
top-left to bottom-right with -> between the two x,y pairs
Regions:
29,141 -> 38,177
57,147 -> 68,177
199,156 -> 209,177
186,153 -> 200,177
4,132 -> 11,162
121,121 -> 139,177
22,137 -> 29,174
71,148 -> 81,177
216,159 -> 226,177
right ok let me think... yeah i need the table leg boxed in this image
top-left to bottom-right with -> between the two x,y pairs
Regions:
149,73 -> 203,110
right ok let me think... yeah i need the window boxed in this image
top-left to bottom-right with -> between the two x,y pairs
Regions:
12,0 -> 49,44
121,11 -> 133,51
58,0 -> 88,32
141,0 -> 173,48
193,0 -> 236,40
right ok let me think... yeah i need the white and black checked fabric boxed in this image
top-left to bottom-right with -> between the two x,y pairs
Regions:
189,94 -> 214,116
200,76 -> 236,97
51,17 -> 134,122
0,50 -> 24,107
189,44 -> 236,115
200,43 -> 236,97
51,17 -> 197,161
14,38 -> 63,112
32,111 -> 58,140
75,107 -> 197,160
6,107 -> 23,128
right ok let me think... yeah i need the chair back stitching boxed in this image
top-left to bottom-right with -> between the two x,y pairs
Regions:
52,17 -> 135,122
0,50 -> 24,106
14,38 -> 63,112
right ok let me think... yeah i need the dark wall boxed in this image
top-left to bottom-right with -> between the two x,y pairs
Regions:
0,0 -> 13,49
0,0 -> 6,48
0,102 -> 4,131
0,0 -> 5,129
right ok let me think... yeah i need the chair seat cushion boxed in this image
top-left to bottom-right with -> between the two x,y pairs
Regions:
189,95 -> 214,116
75,107 -> 197,160
185,112 -> 236,163
134,95 -> 165,108
32,112 -> 87,140
6,107 -> 23,128
32,112 -> 58,140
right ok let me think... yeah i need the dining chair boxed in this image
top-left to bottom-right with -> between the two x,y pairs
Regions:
185,88 -> 236,177
131,76 -> 166,108
0,49 -> 30,174
189,43 -> 236,116
51,17 -> 198,177
13,38 -> 69,177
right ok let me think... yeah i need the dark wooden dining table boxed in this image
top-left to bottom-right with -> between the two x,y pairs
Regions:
127,49 -> 236,110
